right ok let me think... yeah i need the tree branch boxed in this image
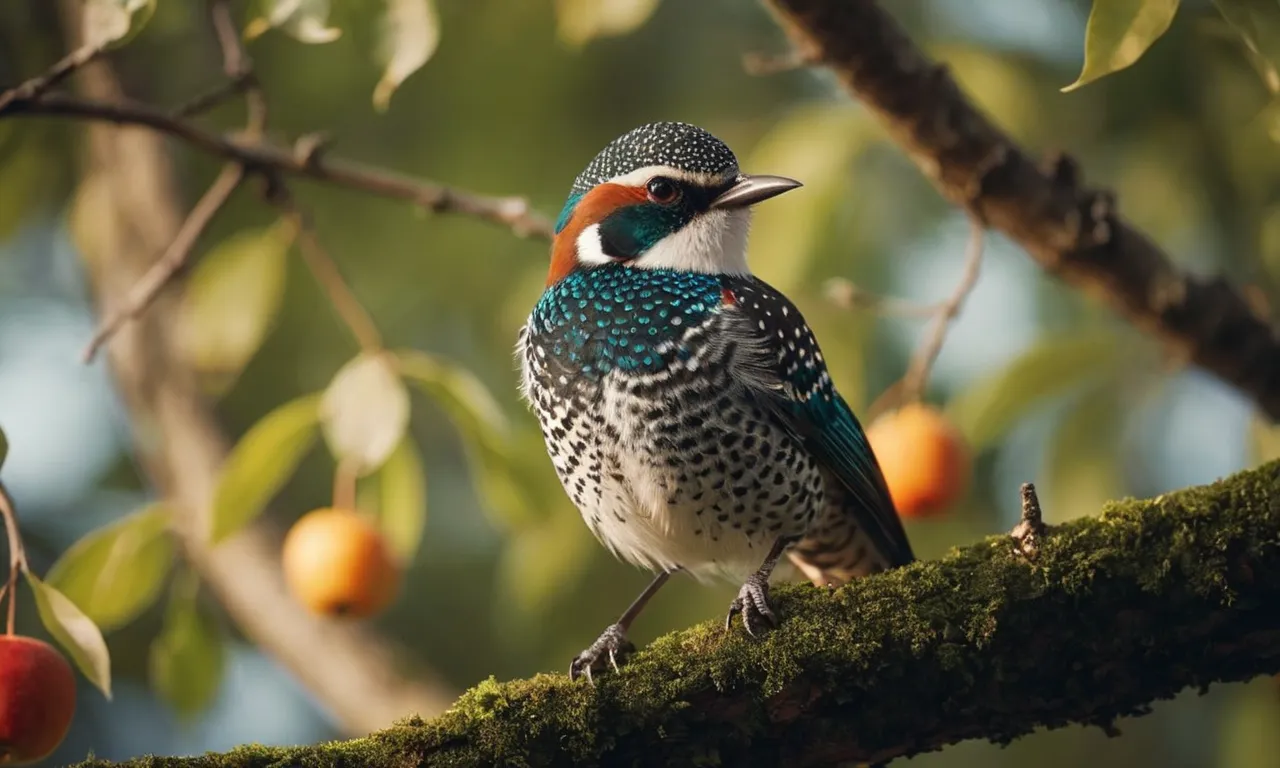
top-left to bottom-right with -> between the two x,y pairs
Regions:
70,460 -> 1280,767
763,0 -> 1280,421
81,162 -> 244,362
0,95 -> 552,240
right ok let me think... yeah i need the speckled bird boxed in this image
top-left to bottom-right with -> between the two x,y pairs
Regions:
517,121 -> 914,680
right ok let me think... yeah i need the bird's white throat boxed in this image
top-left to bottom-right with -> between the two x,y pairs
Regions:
575,208 -> 753,275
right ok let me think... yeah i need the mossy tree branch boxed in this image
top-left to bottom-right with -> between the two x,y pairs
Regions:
75,460 -> 1280,767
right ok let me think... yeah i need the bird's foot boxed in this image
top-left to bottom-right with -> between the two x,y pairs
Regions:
569,623 -> 635,683
725,571 -> 778,636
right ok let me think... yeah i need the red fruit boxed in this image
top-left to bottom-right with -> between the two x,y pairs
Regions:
0,635 -> 77,765
281,508 -> 401,618
867,403 -> 971,519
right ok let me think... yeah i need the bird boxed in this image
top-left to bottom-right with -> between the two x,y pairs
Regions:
516,121 -> 914,681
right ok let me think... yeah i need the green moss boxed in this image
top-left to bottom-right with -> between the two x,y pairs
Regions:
73,460 -> 1280,768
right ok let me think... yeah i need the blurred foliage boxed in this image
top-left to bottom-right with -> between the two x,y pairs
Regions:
1,0 -> 1279,765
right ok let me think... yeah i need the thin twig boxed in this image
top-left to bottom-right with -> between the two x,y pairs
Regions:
82,163 -> 245,361
0,482 -> 28,636
0,93 -> 553,239
208,0 -> 266,137
1011,482 -> 1049,558
274,190 -> 384,352
899,218 -> 986,402
333,459 -> 359,512
742,49 -> 814,76
168,72 -> 254,119
824,277 -> 943,318
0,42 -> 101,112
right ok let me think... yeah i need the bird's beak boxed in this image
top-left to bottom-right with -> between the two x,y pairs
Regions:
709,174 -> 803,210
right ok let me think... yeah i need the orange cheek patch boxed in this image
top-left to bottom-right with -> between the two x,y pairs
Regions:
546,184 -> 649,287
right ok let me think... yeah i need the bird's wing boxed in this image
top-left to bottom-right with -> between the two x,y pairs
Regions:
717,277 -> 915,567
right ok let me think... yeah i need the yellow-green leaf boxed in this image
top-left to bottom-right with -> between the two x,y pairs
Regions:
246,0 -> 341,43
373,0 -> 440,112
946,330 -> 1123,451
211,394 -> 321,543
150,570 -> 225,717
555,0 -> 661,47
1063,0 -> 1180,92
26,571 -> 112,698
321,353 -> 411,474
178,222 -> 294,387
396,350 -> 536,528
81,0 -> 156,49
395,350 -> 507,440
370,437 -> 427,563
46,503 -> 174,632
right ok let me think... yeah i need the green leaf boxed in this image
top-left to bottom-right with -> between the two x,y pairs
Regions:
1062,0 -> 1180,92
0,424 -> 7,472
555,0 -> 661,47
211,394 -> 321,543
321,353 -> 411,474
246,0 -> 342,43
81,0 -> 156,49
373,0 -> 440,112
946,330 -> 1123,451
45,503 -> 174,632
371,436 -> 427,563
394,350 -> 508,440
25,571 -> 112,698
396,350 -> 538,529
178,222 -> 294,388
744,105 -> 878,295
149,570 -> 225,717
1213,0 -> 1280,94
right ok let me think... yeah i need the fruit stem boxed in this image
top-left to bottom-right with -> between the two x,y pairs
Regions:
900,217 -> 985,404
333,458 -> 358,512
0,482 -> 28,636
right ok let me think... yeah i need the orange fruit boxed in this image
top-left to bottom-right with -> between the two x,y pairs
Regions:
0,635 -> 77,764
866,403 -> 971,518
281,508 -> 400,618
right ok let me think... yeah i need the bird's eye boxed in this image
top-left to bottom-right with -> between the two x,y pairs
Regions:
646,177 -> 680,204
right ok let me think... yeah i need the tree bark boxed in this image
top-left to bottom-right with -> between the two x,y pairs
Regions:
70,460 -> 1280,767
763,0 -> 1280,421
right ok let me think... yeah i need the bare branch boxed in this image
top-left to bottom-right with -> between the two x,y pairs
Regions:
0,92 -> 553,239
764,0 -> 1280,421
168,73 -> 253,119
824,277 -> 943,318
273,188 -> 385,353
207,0 -> 266,136
81,163 -> 244,362
900,218 -> 985,402
0,41 -> 101,111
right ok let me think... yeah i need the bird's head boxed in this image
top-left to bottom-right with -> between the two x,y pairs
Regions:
545,121 -> 801,286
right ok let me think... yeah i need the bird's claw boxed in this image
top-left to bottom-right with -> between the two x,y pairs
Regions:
725,572 -> 778,637
569,623 -> 635,683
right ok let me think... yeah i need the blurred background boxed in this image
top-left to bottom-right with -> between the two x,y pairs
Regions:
1,0 -> 1278,765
